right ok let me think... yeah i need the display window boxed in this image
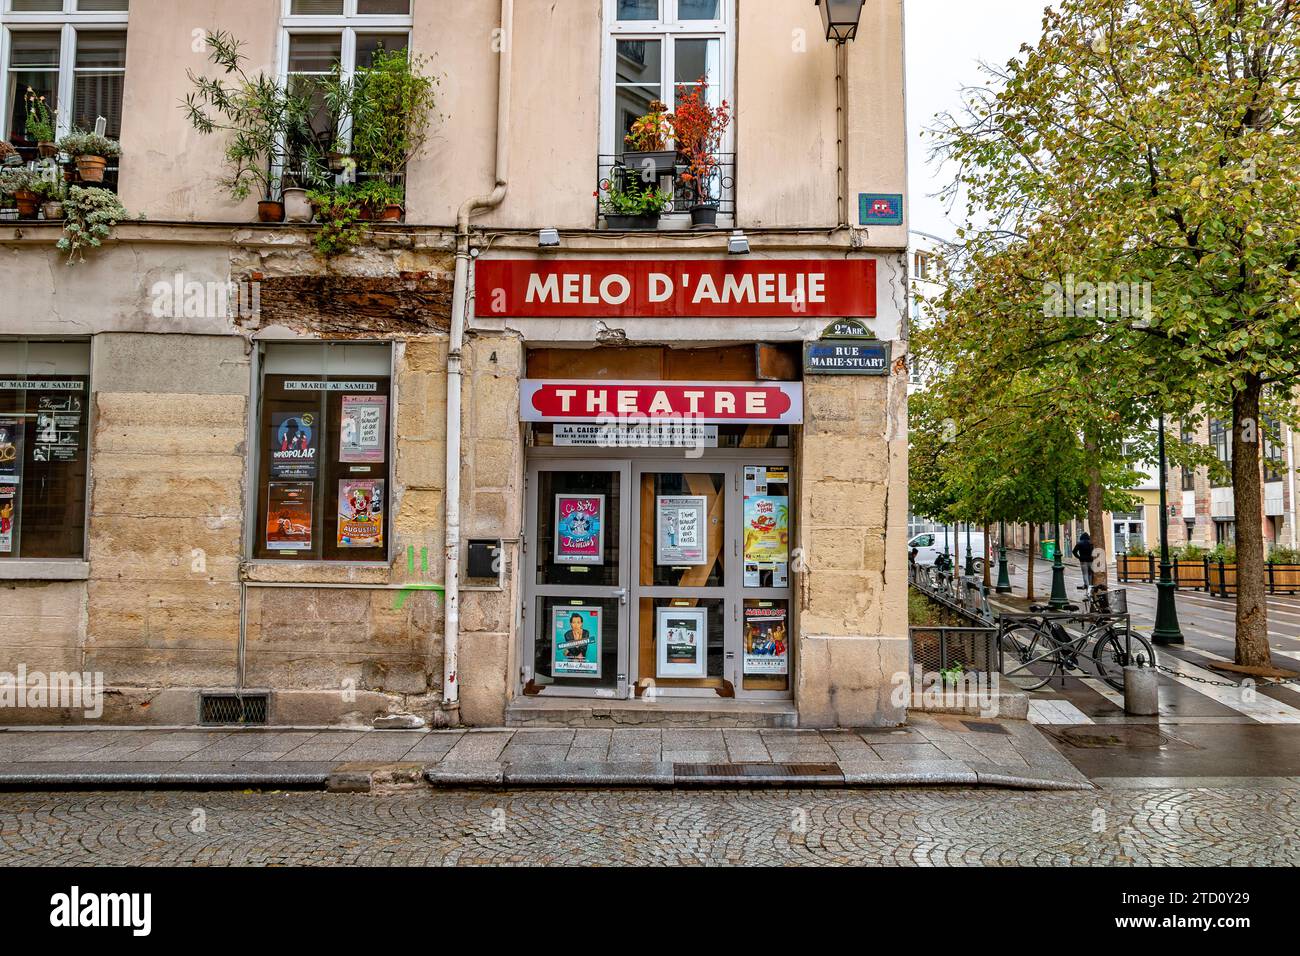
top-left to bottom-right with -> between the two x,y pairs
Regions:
0,339 -> 90,561
253,341 -> 392,562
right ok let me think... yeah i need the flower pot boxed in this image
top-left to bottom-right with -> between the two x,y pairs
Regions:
380,203 -> 403,222
257,199 -> 285,223
327,152 -> 349,174
690,202 -> 719,229
605,213 -> 661,231
75,154 -> 108,183
282,187 -> 313,223
357,202 -> 377,222
620,150 -> 677,181
37,142 -> 58,160
41,201 -> 64,221
12,190 -> 38,219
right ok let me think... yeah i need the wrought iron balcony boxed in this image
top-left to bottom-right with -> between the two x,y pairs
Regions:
596,152 -> 736,228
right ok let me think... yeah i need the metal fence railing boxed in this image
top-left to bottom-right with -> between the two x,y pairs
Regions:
596,151 -> 736,226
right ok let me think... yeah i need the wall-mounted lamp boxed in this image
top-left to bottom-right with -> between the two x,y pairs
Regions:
816,0 -> 866,43
727,230 -> 750,255
538,228 -> 560,249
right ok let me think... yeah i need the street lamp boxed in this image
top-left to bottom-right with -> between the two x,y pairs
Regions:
1152,415 -> 1185,644
815,0 -> 866,42
996,519 -> 1012,593
1049,481 -> 1069,609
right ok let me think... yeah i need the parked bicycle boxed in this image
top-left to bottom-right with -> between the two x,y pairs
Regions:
999,586 -> 1155,692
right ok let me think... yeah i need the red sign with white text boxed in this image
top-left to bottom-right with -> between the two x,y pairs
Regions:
476,259 -> 876,319
521,381 -> 803,425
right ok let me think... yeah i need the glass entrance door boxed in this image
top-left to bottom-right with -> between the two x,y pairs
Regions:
524,462 -> 632,699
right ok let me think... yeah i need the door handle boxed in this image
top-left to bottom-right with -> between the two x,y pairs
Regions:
615,588 -> 628,606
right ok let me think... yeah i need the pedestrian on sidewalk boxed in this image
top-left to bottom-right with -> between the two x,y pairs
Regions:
1072,531 -> 1095,587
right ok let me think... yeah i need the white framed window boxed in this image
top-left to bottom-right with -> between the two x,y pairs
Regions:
280,0 -> 412,154
0,0 -> 128,145
601,0 -> 733,154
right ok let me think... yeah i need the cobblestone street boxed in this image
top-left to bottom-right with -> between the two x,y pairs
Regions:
1,787 -> 1297,866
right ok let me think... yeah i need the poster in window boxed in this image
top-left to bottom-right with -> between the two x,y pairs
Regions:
551,605 -> 602,679
271,412 -> 319,479
32,394 -> 81,463
656,495 -> 707,566
743,494 -> 789,564
0,483 -> 15,554
554,494 -> 604,565
656,606 -> 708,678
0,418 -> 22,482
744,605 -> 789,676
339,396 -> 387,464
266,481 -> 314,552
338,479 -> 385,549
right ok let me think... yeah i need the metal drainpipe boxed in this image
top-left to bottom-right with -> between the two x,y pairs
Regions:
1288,423 -> 1298,549
835,40 -> 849,227
442,0 -> 513,720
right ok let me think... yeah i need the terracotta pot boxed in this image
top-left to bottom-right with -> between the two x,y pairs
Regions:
13,190 -> 38,219
380,203 -> 403,222
37,143 -> 58,160
41,201 -> 64,221
257,199 -> 285,223
282,187 -> 313,223
75,154 -> 107,183
357,202 -> 377,222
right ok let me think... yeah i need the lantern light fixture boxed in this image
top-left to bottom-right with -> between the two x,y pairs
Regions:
816,0 -> 866,43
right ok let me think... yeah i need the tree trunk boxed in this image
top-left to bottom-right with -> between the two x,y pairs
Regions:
1084,427 -> 1107,587
983,521 -> 992,588
1232,374 -> 1271,667
1027,524 -> 1036,602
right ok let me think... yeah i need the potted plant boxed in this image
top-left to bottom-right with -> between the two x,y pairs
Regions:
0,140 -> 19,166
33,176 -> 65,220
598,178 -> 672,230
622,99 -> 676,183
305,186 -> 366,257
57,185 -> 127,262
24,89 -> 57,159
0,169 -> 40,218
184,30 -> 314,223
357,178 -> 404,222
281,148 -> 327,223
55,130 -> 121,184
671,77 -> 731,228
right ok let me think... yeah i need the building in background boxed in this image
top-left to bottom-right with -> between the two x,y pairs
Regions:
0,0 -> 910,729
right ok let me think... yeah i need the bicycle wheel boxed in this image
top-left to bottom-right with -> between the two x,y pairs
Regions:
999,624 -> 1059,691
1092,629 -> 1157,691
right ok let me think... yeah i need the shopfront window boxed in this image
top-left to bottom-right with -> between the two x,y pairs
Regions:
0,339 -> 90,560
254,341 -> 392,562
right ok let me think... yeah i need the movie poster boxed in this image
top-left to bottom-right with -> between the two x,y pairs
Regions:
0,418 -> 22,482
339,396 -> 387,464
554,494 -> 604,565
551,606 -> 602,678
266,482 -> 314,552
656,606 -> 708,678
744,605 -> 789,676
270,412 -> 319,479
338,479 -> 384,549
656,495 -> 707,566
0,483 -> 16,554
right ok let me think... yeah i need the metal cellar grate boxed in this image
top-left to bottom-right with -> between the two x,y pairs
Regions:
199,693 -> 269,726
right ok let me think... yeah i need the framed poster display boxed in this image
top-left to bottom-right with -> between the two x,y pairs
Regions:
552,606 -> 602,678
656,495 -> 707,566
554,494 -> 604,565
744,605 -> 789,676
656,606 -> 708,678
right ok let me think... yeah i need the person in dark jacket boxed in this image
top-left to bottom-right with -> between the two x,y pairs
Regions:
1072,532 -> 1096,586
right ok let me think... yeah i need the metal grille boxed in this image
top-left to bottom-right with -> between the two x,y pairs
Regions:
673,763 -> 840,777
910,626 -> 998,675
200,693 -> 268,726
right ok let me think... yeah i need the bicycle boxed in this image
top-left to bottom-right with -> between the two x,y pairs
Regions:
1000,587 -> 1155,692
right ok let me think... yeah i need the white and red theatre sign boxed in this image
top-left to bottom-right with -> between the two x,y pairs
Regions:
476,259 -> 876,319
521,381 -> 804,425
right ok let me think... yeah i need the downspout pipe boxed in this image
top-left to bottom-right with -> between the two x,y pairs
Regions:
442,0 -> 513,720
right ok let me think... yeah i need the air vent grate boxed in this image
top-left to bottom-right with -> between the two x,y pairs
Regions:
200,693 -> 268,726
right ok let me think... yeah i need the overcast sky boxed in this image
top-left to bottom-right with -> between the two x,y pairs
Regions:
905,0 -> 1050,241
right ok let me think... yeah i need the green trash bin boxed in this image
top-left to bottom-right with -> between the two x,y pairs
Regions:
1041,540 -> 1057,562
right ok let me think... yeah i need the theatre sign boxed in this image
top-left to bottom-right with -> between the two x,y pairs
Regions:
475,259 -> 876,319
520,381 -> 804,425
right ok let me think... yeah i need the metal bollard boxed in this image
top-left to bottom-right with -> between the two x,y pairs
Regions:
1123,659 -> 1159,716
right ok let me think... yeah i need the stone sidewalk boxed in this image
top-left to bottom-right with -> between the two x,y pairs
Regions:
0,714 -> 1091,792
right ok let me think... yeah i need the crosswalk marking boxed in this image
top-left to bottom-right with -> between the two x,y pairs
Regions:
1155,652 -> 1300,724
1028,699 -> 1095,725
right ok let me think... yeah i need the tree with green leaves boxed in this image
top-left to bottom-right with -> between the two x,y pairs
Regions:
930,0 -> 1300,666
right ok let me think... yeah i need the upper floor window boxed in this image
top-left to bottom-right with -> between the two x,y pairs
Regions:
1209,418 -> 1232,488
1263,414 -> 1284,483
1,0 -> 127,147
1180,424 -> 1196,491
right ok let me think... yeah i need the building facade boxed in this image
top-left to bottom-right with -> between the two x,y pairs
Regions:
0,0 -> 911,728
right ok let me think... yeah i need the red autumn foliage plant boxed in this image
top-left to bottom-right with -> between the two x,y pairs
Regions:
671,77 -> 730,206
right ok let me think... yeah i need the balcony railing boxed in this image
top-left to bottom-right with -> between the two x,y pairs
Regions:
0,148 -> 119,222
596,152 -> 735,228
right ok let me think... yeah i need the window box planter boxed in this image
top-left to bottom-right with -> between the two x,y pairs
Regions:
605,213 -> 661,230
620,150 -> 677,180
